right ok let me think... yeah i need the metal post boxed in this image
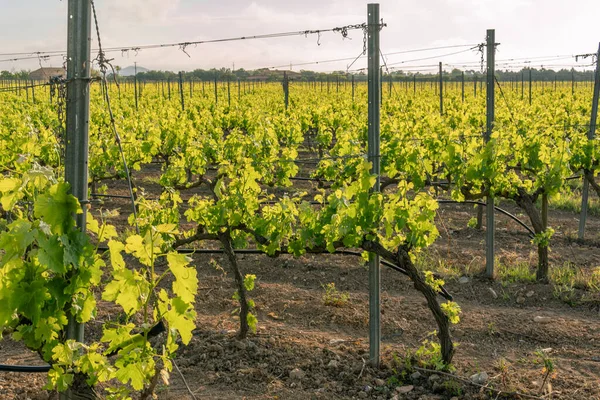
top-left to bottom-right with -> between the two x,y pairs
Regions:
178,71 -> 185,111
168,78 -> 171,100
485,29 -> 496,278
461,71 -> 465,102
521,71 -> 524,100
474,76 -> 477,97
572,69 -> 575,97
227,78 -> 231,107
63,0 -> 92,396
439,62 -> 443,115
214,74 -> 218,104
413,75 -> 416,94
134,62 -> 138,111
283,72 -> 289,109
529,68 -> 532,105
367,3 -> 381,368
578,43 -> 600,240
352,74 -> 355,102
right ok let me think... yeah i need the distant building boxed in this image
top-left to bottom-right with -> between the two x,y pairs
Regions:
29,67 -> 66,81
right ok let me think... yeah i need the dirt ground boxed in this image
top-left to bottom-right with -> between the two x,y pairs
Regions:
1,166 -> 600,400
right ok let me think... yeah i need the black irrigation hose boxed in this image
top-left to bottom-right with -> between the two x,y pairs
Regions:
0,364 -> 50,372
0,322 -> 167,373
437,199 -> 536,238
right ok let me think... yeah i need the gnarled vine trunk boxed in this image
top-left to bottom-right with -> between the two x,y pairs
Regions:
362,241 -> 455,365
219,231 -> 250,339
514,189 -> 549,282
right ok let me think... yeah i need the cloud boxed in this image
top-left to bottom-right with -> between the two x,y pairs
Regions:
103,0 -> 180,23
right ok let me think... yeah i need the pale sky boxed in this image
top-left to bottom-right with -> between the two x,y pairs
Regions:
0,0 -> 598,73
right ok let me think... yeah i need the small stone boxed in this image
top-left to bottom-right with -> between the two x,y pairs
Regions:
207,344 -> 223,353
352,362 -> 364,373
358,391 -> 368,399
470,371 -> 489,385
458,276 -> 470,284
450,397 -> 459,400
364,385 -> 372,393
428,374 -> 441,383
516,296 -> 526,304
396,385 -> 414,394
390,396 -> 399,400
374,378 -> 385,387
410,371 -> 422,381
329,338 -> 345,345
289,368 -> 305,381
327,360 -> 338,369
235,341 -> 247,350
526,290 -> 535,298
488,287 -> 498,299
533,316 -> 552,324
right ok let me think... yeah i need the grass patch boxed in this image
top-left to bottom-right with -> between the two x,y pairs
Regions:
414,251 -> 482,279
551,191 -> 600,217
549,263 -> 600,305
496,261 -> 536,285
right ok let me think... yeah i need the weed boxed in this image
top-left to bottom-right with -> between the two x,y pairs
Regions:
534,349 -> 556,395
413,335 -> 454,372
497,261 -> 536,285
322,282 -> 350,307
442,379 -> 463,396
487,322 -> 497,336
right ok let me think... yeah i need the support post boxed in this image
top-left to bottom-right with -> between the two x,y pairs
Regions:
63,0 -> 92,396
134,62 -> 138,111
178,71 -> 185,111
413,74 -> 416,94
529,68 -> 532,105
214,73 -> 218,104
485,29 -> 496,279
352,74 -> 355,102
461,71 -> 465,102
439,62 -> 443,115
283,71 -> 289,109
367,3 -> 381,368
578,43 -> 600,240
521,70 -> 524,100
